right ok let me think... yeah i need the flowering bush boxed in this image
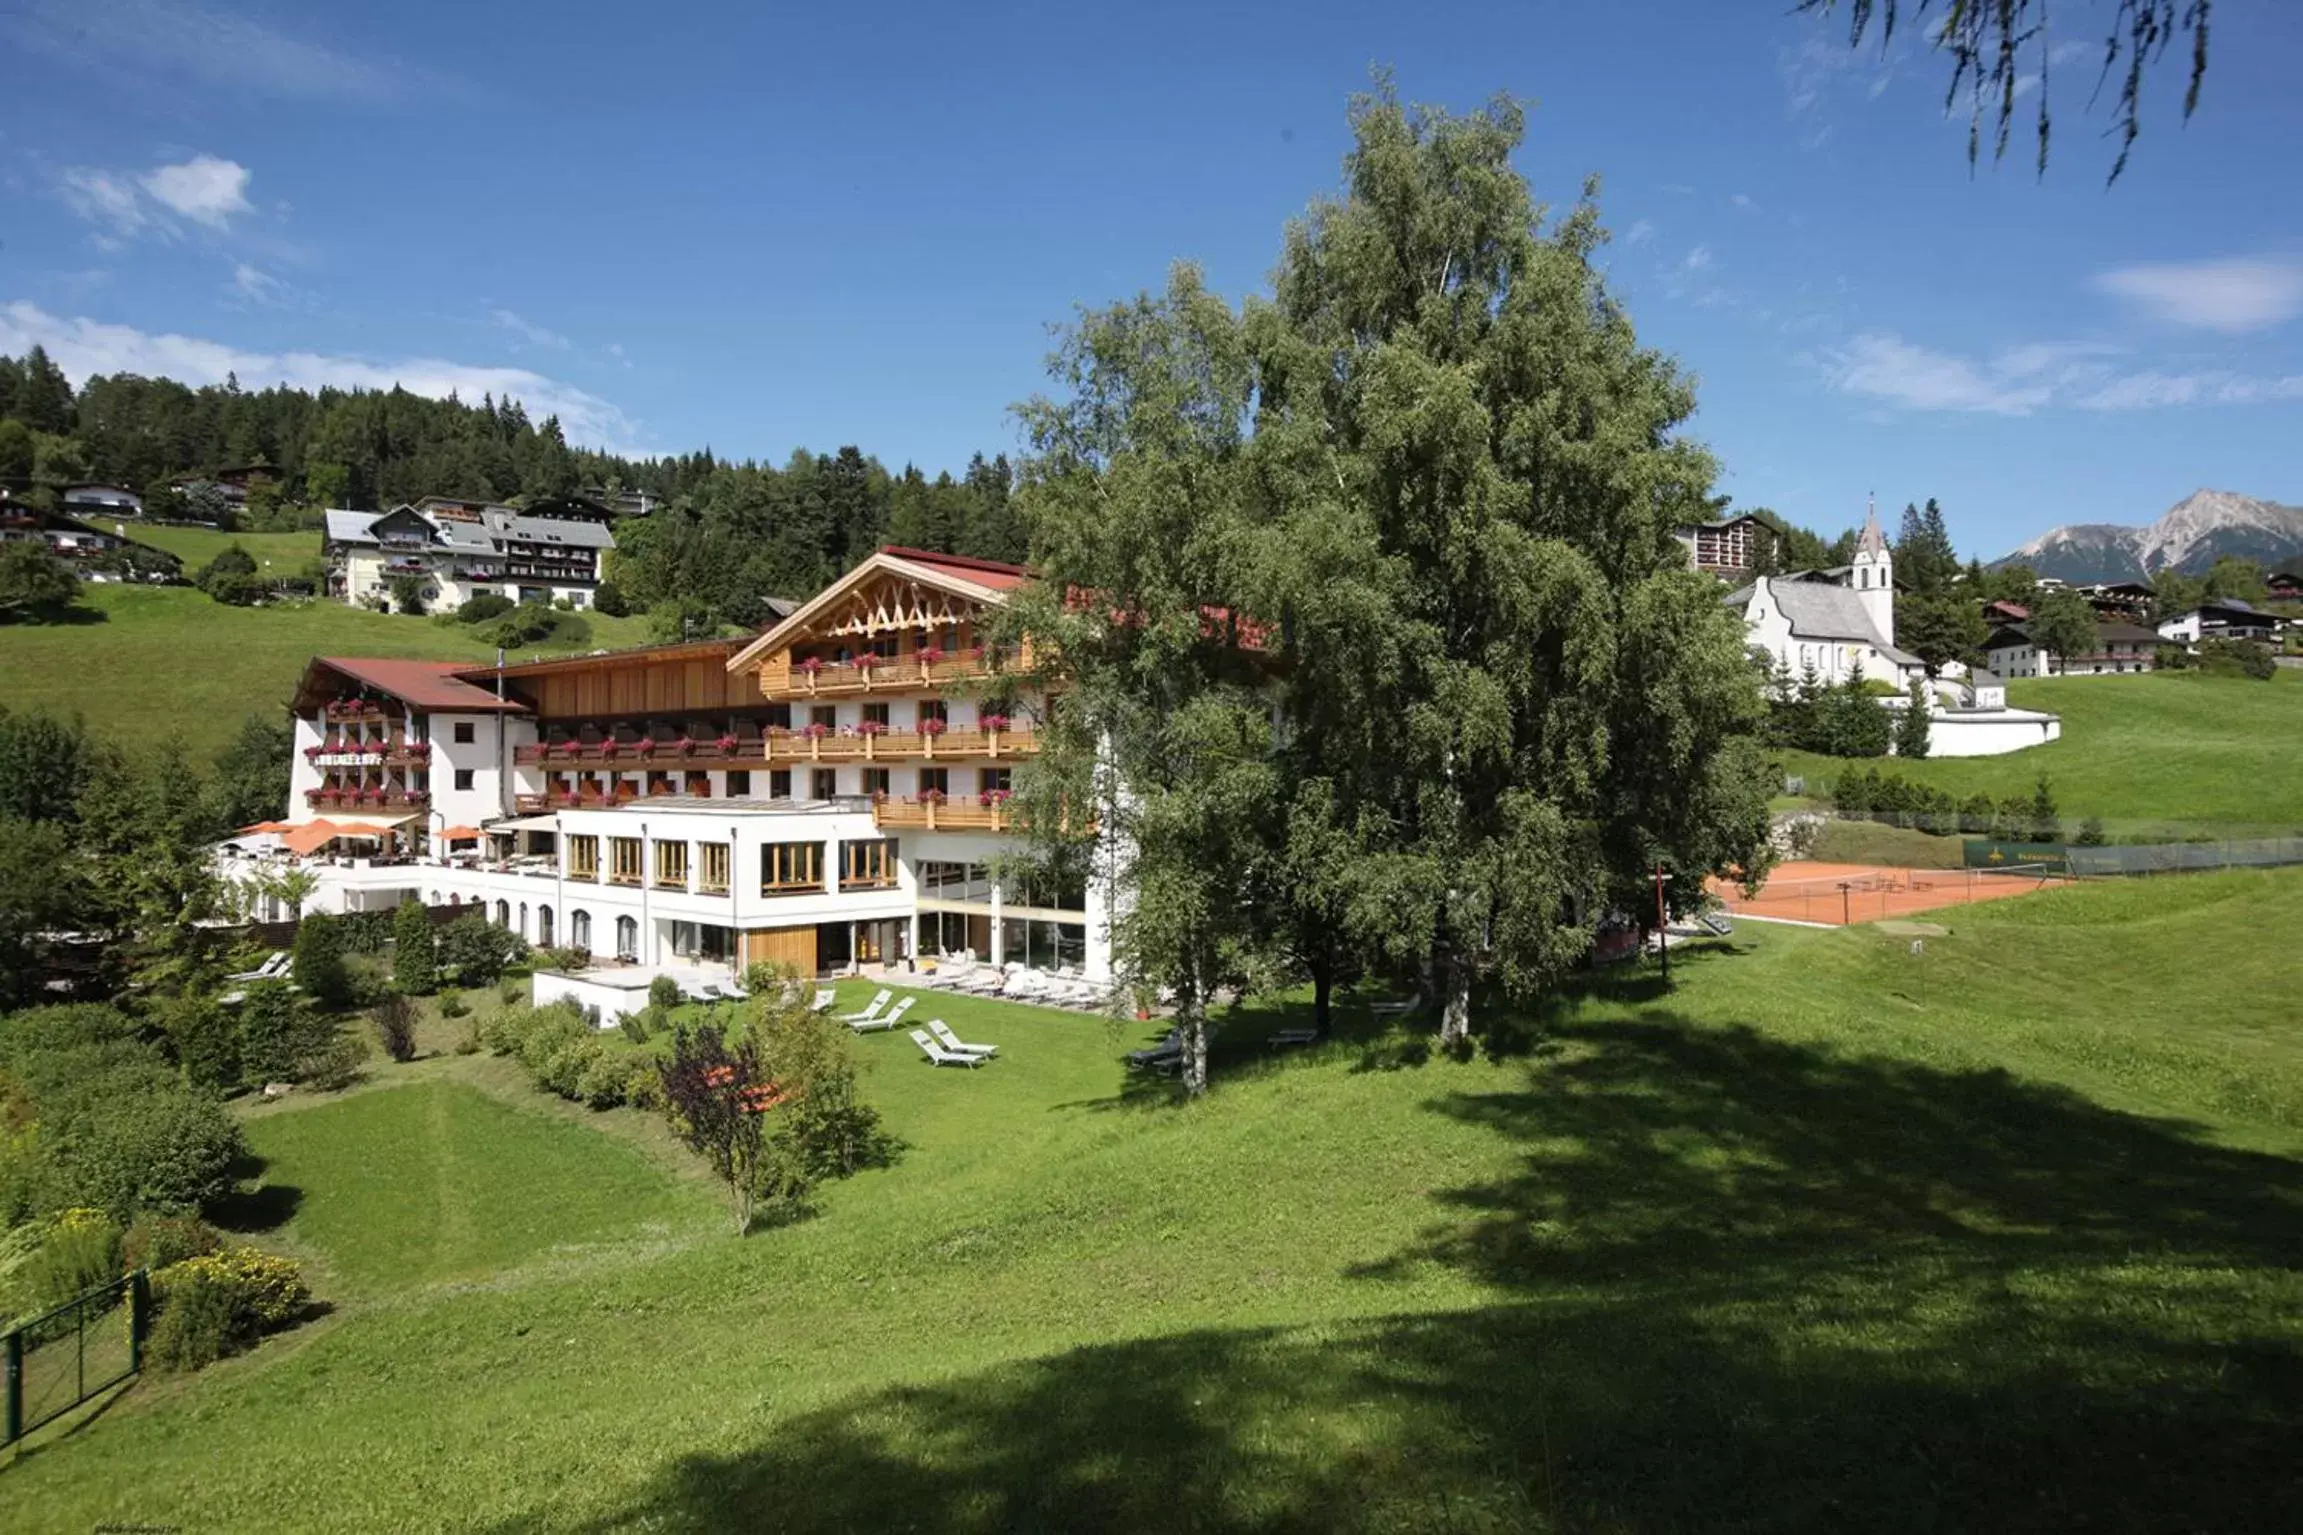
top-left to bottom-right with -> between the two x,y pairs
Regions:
920,716 -> 947,736
149,1247 -> 310,1373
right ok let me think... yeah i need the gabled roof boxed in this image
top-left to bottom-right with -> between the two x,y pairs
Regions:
1763,577 -> 1892,647
725,547 -> 1030,673
455,636 -> 743,684
323,509 -> 384,544
295,657 -> 529,714
2094,620 -> 2162,644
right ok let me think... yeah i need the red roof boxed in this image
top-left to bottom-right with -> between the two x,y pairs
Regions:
880,545 -> 1031,591
303,658 -> 530,714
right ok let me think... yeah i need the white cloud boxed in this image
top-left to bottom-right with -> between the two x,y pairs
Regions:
1730,193 -> 1758,213
1818,330 -> 2303,414
491,308 -> 572,351
227,263 -> 305,309
1622,219 -> 1656,247
140,155 -> 252,228
2092,257 -> 2303,334
0,301 -> 644,453
1681,245 -> 1713,272
6,0 -> 411,104
58,169 -> 147,243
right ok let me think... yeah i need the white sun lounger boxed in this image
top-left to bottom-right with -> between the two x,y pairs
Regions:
811,988 -> 836,1013
928,1019 -> 996,1057
911,1028 -> 987,1068
837,989 -> 893,1025
851,995 -> 915,1035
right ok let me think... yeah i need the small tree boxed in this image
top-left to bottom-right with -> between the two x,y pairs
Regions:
237,979 -> 310,1084
195,544 -> 262,606
388,574 -> 428,615
371,993 -> 418,1063
2029,589 -> 2098,674
659,1020 -> 772,1234
591,580 -> 629,617
1894,678 -> 1932,759
2027,775 -> 2063,846
391,900 -> 437,994
0,539 -> 81,621
439,911 -> 522,985
291,912 -> 351,1008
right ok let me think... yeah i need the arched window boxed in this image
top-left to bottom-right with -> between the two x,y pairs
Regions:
614,915 -> 638,961
537,906 -> 554,946
518,902 -> 528,938
571,910 -> 592,949
494,899 -> 510,926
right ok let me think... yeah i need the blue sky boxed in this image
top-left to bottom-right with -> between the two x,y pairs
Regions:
3,0 -> 2299,558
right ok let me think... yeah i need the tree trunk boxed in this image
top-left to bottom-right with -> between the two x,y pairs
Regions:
1179,961 -> 1210,1097
1310,948 -> 1333,1039
1436,944 -> 1471,1050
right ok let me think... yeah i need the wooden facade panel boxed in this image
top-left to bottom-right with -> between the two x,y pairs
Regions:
742,925 -> 818,976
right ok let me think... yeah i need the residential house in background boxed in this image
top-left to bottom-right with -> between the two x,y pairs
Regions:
2265,572 -> 2301,602
1985,619 -> 2161,677
1673,513 -> 1775,576
325,501 -> 616,611
2157,600 -> 2278,646
62,483 -> 143,517
2078,580 -> 2153,620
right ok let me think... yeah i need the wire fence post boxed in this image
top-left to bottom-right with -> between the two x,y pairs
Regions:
3,1326 -> 20,1446
129,1269 -> 150,1375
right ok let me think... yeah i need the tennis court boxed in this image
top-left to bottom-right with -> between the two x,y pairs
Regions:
1707,859 -> 2062,927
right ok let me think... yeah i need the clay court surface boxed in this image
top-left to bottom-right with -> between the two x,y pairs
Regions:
1708,859 -> 2064,927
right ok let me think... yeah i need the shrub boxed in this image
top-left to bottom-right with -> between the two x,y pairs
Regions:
456,592 -> 515,623
648,975 -> 682,1011
122,1212 -> 223,1273
391,901 -> 438,995
437,991 -> 469,1019
1893,679 -> 1932,760
291,913 -> 352,1008
159,995 -> 240,1094
620,1010 -> 652,1044
149,1247 -> 309,1372
536,945 -> 589,973
2076,816 -> 2108,847
296,1023 -> 365,1091
193,545 -> 261,607
371,993 -> 418,1063
441,913 -> 527,986
499,978 -> 527,1006
15,1208 -> 124,1316
2198,637 -> 2277,680
575,1048 -> 633,1109
388,574 -> 428,615
237,979 -> 310,1084
592,580 -> 628,617
54,1087 -> 247,1220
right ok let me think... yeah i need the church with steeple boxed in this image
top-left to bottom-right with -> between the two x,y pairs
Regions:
1726,499 -> 1927,689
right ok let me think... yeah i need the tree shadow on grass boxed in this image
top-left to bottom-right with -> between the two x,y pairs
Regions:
530,999 -> 2303,1533
209,1152 -> 302,1234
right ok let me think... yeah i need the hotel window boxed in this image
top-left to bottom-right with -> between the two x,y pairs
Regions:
841,838 -> 899,889
763,841 -> 824,893
765,703 -> 792,731
978,767 -> 1012,797
698,841 -> 730,895
862,767 -> 890,798
727,769 -> 752,797
918,698 -> 948,728
862,702 -> 890,729
453,722 -> 475,744
770,768 -> 792,799
810,704 -> 837,730
567,835 -> 599,881
608,837 -> 643,886
866,634 -> 898,660
919,767 -> 950,798
811,768 -> 838,801
454,768 -> 475,791
653,839 -> 689,891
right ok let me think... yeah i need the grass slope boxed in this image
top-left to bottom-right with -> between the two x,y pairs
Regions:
0,585 -> 656,756
7,871 -> 2301,1530
124,525 -> 321,574
1783,670 -> 2303,836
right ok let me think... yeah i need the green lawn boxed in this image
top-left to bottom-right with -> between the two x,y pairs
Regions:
6,869 -> 2300,1530
1782,669 -> 2303,838
0,584 -> 658,757
123,524 -> 321,574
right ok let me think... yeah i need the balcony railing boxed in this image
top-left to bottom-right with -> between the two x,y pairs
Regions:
304,789 -> 430,812
513,727 -> 1037,769
872,797 -> 1012,832
760,645 -> 1027,700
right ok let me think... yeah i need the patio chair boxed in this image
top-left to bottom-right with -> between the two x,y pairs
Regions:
911,1028 -> 987,1069
1126,1027 -> 1183,1069
850,995 -> 916,1035
1266,1027 -> 1320,1049
928,1018 -> 997,1057
837,989 -> 893,1025
810,988 -> 836,1013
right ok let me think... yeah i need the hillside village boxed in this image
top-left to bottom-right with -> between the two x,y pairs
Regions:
3,26 -> 2301,1534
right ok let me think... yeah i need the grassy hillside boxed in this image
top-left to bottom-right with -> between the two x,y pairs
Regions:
1783,670 -> 2303,837
123,524 -> 321,575
0,585 -> 658,757
7,870 -> 2299,1529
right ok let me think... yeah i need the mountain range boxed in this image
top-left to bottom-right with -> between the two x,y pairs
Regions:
1995,490 -> 2303,584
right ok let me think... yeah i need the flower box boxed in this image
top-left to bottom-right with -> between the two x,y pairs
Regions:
801,723 -> 828,740
601,741 -> 622,759
919,717 -> 948,736
636,739 -> 658,757
979,713 -> 1010,732
857,721 -> 886,737
978,790 -> 1012,807
796,657 -> 824,676
916,646 -> 945,665
555,741 -> 581,758
715,734 -> 738,754
920,789 -> 947,805
855,652 -> 879,670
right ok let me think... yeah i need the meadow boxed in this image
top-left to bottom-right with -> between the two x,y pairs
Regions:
4,868 -> 2298,1530
1781,669 -> 2303,837
123,523 -> 322,575
0,584 -> 657,757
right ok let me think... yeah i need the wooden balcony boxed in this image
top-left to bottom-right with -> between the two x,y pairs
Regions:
872,797 -> 1013,832
304,789 -> 430,813
514,728 -> 1037,769
756,644 -> 1029,700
